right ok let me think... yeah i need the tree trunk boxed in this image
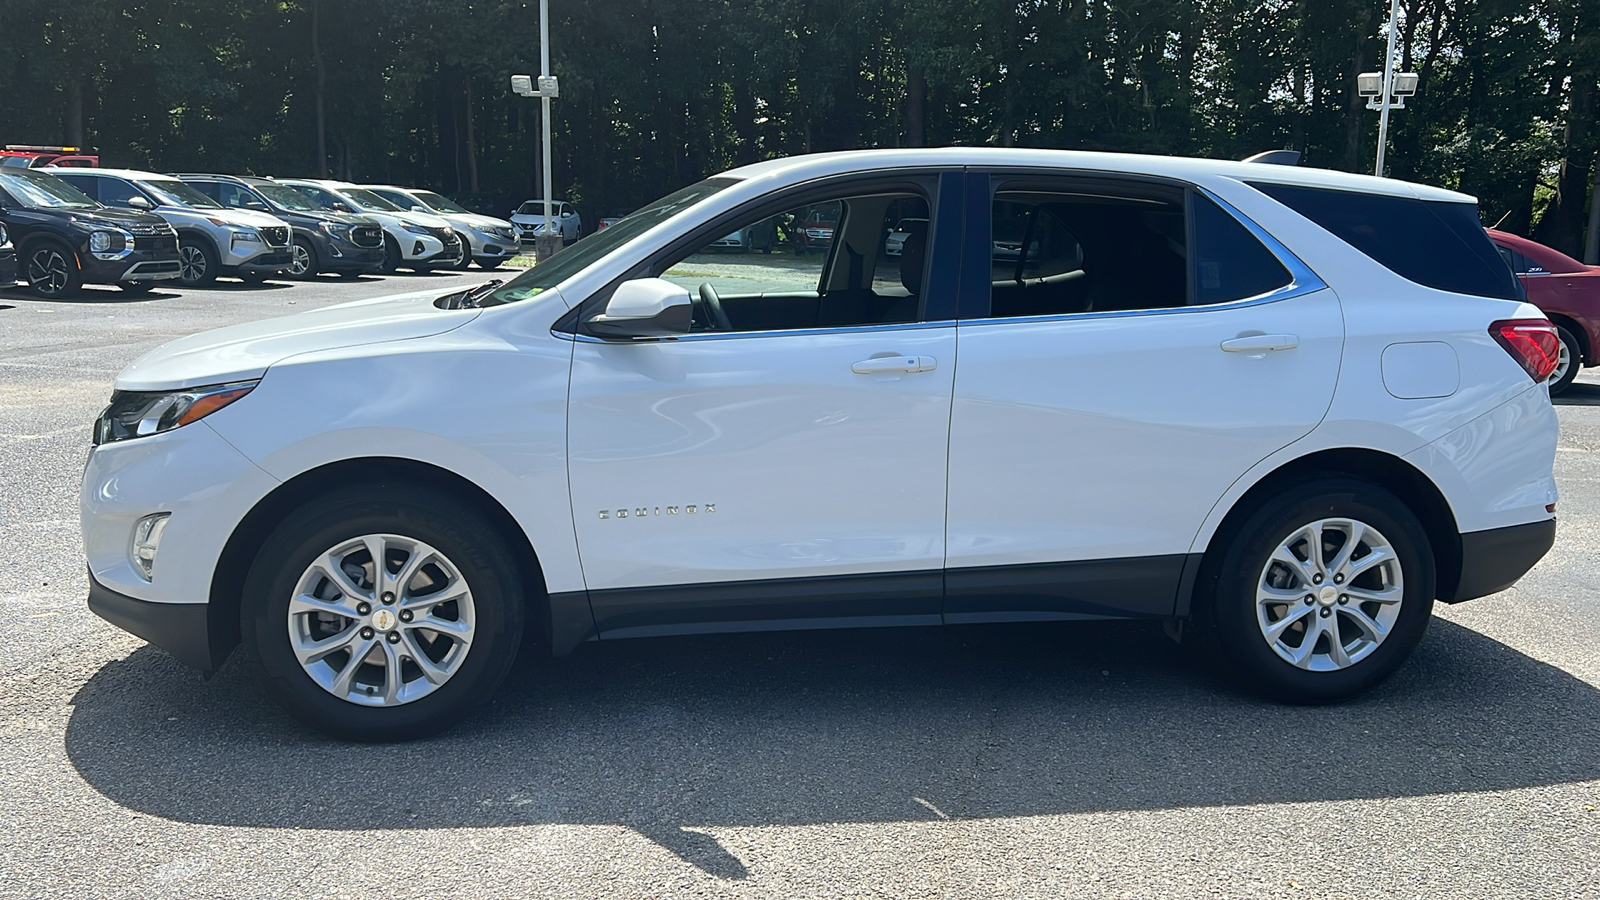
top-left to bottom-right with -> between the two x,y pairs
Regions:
906,65 -> 926,147
464,77 -> 479,195
65,77 -> 84,146
312,0 -> 327,178
1585,170 -> 1600,264
1344,6 -> 1371,173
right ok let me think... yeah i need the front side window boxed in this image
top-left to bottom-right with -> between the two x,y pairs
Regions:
657,191 -> 931,333
338,188 -> 402,212
1249,181 -> 1519,301
285,183 -> 347,211
92,177 -> 145,208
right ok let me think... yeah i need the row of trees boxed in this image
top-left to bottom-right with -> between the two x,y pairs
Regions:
1,0 -> 1596,258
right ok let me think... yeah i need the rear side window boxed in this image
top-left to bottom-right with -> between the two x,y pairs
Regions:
1250,182 -> 1519,300
1192,194 -> 1293,304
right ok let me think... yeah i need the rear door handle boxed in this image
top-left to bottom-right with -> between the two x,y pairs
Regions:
852,355 -> 937,374
1220,334 -> 1299,355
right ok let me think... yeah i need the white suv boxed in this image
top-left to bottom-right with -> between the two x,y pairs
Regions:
510,199 -> 582,244
82,149 -> 1559,740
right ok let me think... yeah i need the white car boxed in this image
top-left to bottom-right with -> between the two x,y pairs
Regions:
279,179 -> 462,273
83,149 -> 1558,741
885,217 -> 928,256
363,185 -> 519,270
510,199 -> 582,245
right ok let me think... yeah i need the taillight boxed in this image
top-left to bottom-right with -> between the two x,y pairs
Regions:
1490,319 -> 1559,382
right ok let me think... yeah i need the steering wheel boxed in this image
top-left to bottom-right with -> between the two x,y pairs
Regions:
695,282 -> 732,332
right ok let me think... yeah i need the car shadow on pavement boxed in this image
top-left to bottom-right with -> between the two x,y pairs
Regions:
1554,382 -> 1600,407
0,286 -> 175,303
64,618 -> 1600,880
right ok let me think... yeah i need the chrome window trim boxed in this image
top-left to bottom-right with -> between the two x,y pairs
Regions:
961,185 -> 1328,328
562,319 -> 958,344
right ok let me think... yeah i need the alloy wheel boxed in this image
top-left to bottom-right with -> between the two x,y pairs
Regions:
287,533 -> 477,706
1551,336 -> 1573,386
27,248 -> 70,294
178,245 -> 208,282
289,243 -> 312,276
1255,517 -> 1404,672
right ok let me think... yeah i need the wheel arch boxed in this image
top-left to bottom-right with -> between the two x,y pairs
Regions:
207,456 -> 554,667
175,226 -> 221,259
1181,447 -> 1461,618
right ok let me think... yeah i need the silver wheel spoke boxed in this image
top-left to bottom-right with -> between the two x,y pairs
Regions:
1263,604 -> 1316,642
1326,520 -> 1364,577
1259,583 -> 1310,603
379,640 -> 404,704
314,553 -> 371,603
400,631 -> 453,685
400,580 -> 468,613
1287,616 -> 1324,668
1343,584 -> 1402,605
1343,547 -> 1393,580
410,616 -> 471,640
1325,614 -> 1353,668
1341,606 -> 1389,642
288,591 -> 363,621
292,623 -> 362,666
328,636 -> 379,695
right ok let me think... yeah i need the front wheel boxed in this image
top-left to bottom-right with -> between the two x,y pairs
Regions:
1549,324 -> 1582,395
1200,478 -> 1435,704
177,239 -> 218,286
289,239 -> 320,279
380,235 -> 401,274
244,487 -> 525,741
24,242 -> 83,297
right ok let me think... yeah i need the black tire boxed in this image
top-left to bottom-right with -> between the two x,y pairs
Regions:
1198,477 -> 1435,704
289,238 -> 320,279
380,235 -> 401,274
243,486 -> 526,741
1549,324 -> 1582,396
474,257 -> 503,270
23,240 -> 83,298
452,247 -> 473,271
118,281 -> 155,294
177,237 -> 219,286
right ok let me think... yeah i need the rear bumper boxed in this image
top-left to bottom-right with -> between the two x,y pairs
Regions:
1442,518 -> 1556,603
88,572 -> 221,671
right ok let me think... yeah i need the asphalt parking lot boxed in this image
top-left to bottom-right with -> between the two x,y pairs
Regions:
2,274 -> 1597,899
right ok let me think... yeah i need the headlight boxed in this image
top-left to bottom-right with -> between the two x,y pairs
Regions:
230,230 -> 263,244
402,223 -> 431,235
318,221 -> 351,237
88,229 -> 131,259
0,222 -> 8,246
94,381 -> 258,445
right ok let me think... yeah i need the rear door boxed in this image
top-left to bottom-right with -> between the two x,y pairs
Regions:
943,171 -> 1344,621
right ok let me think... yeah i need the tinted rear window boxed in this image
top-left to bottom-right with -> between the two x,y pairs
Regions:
1249,182 -> 1519,300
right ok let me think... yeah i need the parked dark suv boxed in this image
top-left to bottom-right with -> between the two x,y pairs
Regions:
177,174 -> 386,279
0,166 -> 179,296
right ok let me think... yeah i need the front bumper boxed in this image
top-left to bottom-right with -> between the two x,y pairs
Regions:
1442,518 -> 1556,603
233,248 -> 295,274
88,572 -> 220,671
82,247 -> 181,285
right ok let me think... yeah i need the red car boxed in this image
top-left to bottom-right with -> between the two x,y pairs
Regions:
1487,229 -> 1600,394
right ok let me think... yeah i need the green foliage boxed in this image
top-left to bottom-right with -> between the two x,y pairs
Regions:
0,0 -> 1592,249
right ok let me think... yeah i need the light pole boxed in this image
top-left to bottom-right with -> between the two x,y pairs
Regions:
511,0 -> 561,261
1357,0 -> 1419,177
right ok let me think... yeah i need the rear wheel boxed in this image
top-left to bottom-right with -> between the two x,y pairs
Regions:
1549,324 -> 1581,395
24,242 -> 82,298
244,486 -> 525,741
1200,478 -> 1434,703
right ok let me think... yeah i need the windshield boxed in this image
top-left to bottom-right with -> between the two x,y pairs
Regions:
482,177 -> 736,307
139,178 -> 224,209
341,188 -> 403,212
0,168 -> 98,209
414,190 -> 470,214
254,183 -> 321,212
517,200 -> 562,216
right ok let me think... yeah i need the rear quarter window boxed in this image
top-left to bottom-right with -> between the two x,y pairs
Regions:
1249,182 -> 1520,301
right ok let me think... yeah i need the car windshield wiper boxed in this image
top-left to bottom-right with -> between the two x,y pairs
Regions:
435,279 -> 504,310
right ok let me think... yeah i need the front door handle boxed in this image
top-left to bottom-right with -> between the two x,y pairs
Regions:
851,355 -> 937,374
1220,334 -> 1299,355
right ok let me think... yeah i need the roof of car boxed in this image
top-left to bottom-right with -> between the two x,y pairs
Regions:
44,166 -> 184,182
719,149 -> 1476,204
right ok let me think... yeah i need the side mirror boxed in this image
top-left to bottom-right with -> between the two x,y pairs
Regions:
411,205 -> 428,213
126,195 -> 152,209
586,278 -> 692,339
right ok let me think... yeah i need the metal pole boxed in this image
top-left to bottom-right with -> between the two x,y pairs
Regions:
1374,0 -> 1401,177
540,0 -> 552,228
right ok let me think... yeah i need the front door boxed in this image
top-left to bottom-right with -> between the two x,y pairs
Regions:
567,174 -> 963,637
